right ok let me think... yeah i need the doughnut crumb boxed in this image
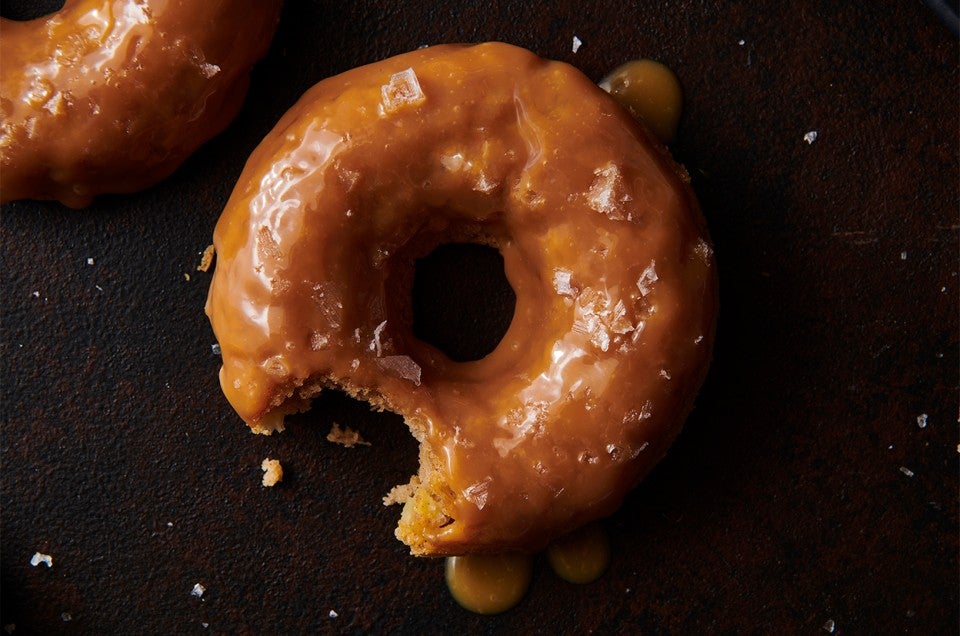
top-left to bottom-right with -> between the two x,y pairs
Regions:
326,423 -> 370,448
383,475 -> 421,505
260,458 -> 283,486
197,245 -> 215,272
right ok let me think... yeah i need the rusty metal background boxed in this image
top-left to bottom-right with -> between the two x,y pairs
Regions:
2,1 -> 957,633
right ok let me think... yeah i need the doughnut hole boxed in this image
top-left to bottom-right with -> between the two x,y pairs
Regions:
411,243 -> 516,363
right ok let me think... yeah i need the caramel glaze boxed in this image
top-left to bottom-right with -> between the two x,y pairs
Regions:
206,43 -> 718,556
0,0 -> 282,208
600,60 -> 683,145
445,553 -> 532,614
546,521 -> 610,584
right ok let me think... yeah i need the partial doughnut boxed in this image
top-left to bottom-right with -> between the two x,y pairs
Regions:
205,43 -> 717,556
0,0 -> 283,208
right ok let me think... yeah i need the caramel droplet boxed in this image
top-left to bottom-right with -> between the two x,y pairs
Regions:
445,553 -> 533,614
600,60 -> 683,144
546,522 -> 611,584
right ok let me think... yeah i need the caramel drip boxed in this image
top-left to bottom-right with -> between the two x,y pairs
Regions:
546,522 -> 611,584
445,553 -> 533,614
601,60 -> 683,144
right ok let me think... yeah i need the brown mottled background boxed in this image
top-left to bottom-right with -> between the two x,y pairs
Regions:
2,1 -> 957,634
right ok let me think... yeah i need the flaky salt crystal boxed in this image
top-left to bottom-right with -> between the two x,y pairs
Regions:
378,355 -> 422,385
572,36 -> 583,53
916,413 -> 927,428
586,163 -> 626,219
191,583 -> 205,598
804,130 -> 818,144
474,173 -> 496,193
30,552 -> 52,568
637,261 -> 659,296
371,320 -> 387,357
553,269 -> 576,297
694,238 -> 713,264
381,68 -> 425,113
309,332 -> 330,351
199,63 -> 220,78
463,478 -> 493,510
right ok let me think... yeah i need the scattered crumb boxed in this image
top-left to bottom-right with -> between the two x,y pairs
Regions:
383,476 -> 421,506
30,552 -> 53,568
191,583 -> 206,598
803,130 -> 818,144
184,273 -> 191,281
822,618 -> 836,633
261,458 -> 283,487
916,413 -> 928,429
86,257 -> 94,265
210,343 -> 221,356
197,245 -> 215,272
899,466 -> 915,478
60,613 -> 71,623
572,36 -> 582,53
328,610 -> 339,619
327,423 -> 370,448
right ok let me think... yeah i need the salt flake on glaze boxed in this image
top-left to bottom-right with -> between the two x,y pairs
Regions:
378,355 -> 422,385
370,320 -> 388,356
463,477 -> 493,510
694,238 -> 713,265
309,331 -> 330,351
586,163 -> 631,221
572,288 -> 636,352
637,261 -> 659,296
381,68 -> 425,114
474,172 -> 497,193
553,269 -> 577,297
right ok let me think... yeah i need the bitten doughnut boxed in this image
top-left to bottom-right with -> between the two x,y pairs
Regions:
206,43 -> 717,556
0,0 -> 283,208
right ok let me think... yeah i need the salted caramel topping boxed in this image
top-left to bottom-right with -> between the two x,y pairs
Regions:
0,0 -> 282,207
600,60 -> 683,144
445,553 -> 532,614
206,43 -> 717,556
546,522 -> 611,584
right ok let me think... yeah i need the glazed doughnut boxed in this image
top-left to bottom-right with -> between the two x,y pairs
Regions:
205,43 -> 717,555
0,0 -> 283,208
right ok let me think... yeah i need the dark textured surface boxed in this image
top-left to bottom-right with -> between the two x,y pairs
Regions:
2,1 -> 957,634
